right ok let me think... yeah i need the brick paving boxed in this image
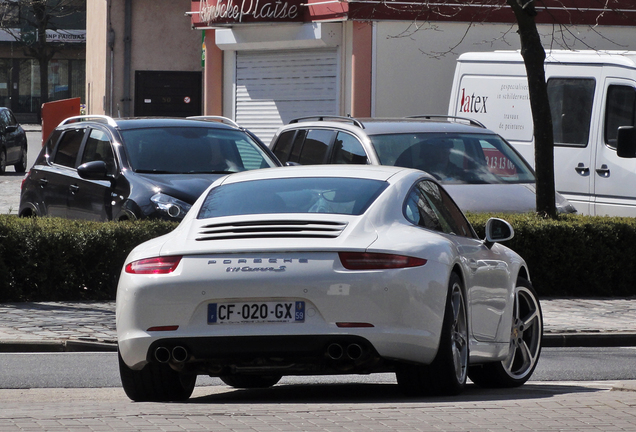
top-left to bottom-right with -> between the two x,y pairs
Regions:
0,382 -> 635,431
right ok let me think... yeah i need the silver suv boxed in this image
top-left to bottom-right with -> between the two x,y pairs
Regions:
269,115 -> 575,214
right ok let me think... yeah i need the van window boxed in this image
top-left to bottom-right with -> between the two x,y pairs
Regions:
547,78 -> 595,147
605,85 -> 636,148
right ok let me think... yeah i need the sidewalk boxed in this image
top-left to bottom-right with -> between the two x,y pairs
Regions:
0,298 -> 635,352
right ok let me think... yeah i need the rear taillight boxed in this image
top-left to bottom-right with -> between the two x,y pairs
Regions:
125,256 -> 182,274
338,252 -> 426,270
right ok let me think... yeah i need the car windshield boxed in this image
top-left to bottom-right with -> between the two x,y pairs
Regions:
198,177 -> 388,219
370,132 -> 535,184
121,127 -> 278,174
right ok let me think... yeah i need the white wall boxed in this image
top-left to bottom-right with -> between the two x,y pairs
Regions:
373,21 -> 636,117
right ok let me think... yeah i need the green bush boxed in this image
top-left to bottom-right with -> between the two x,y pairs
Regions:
0,215 -> 177,302
1,213 -> 635,302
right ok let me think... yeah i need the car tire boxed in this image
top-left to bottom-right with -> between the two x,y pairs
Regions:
118,350 -> 196,402
220,374 -> 282,389
14,146 -> 27,173
396,272 -> 468,396
0,148 -> 6,174
468,278 -> 542,388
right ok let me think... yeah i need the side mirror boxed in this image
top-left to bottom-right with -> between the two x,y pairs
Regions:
5,125 -> 17,133
616,126 -> 636,158
77,160 -> 112,181
484,218 -> 514,248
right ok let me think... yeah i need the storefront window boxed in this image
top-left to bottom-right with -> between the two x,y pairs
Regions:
0,58 -> 85,115
49,59 -> 69,100
71,60 -> 85,100
19,59 -> 40,113
0,59 -> 10,107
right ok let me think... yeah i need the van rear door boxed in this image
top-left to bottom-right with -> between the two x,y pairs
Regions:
545,71 -> 599,216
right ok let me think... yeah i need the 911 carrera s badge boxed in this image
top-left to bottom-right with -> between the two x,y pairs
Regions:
226,265 -> 286,273
207,258 -> 308,273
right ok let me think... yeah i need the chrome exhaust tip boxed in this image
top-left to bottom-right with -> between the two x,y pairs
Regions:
346,343 -> 363,360
171,346 -> 189,363
327,343 -> 344,360
154,346 -> 171,363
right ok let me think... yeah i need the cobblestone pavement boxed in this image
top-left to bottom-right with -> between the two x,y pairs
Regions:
1,298 -> 636,351
0,381 -> 636,431
0,174 -> 21,215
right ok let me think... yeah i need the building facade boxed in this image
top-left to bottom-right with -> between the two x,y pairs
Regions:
86,0 -> 203,119
192,0 -> 636,143
87,1 -> 636,143
0,0 -> 86,122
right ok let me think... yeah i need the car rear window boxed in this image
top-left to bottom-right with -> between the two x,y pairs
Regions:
370,132 -> 535,184
120,127 -> 278,174
198,177 -> 388,219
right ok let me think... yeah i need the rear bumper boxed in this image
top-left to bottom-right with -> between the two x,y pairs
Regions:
143,334 -> 389,376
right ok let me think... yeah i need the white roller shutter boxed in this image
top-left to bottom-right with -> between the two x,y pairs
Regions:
235,48 -> 339,144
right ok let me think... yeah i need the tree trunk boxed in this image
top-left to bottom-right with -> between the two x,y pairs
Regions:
507,0 -> 557,218
33,2 -> 51,107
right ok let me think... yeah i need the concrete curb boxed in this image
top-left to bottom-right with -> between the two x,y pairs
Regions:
611,380 -> 636,392
0,340 -> 117,353
542,332 -> 636,348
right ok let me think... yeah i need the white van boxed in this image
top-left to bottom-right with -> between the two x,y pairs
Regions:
448,50 -> 636,216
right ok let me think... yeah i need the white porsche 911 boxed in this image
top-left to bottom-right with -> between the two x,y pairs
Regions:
116,165 -> 542,401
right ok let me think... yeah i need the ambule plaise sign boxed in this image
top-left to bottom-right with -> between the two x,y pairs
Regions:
192,0 -> 304,26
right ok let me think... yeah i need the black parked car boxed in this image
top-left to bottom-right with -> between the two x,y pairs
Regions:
0,107 -> 28,174
19,116 -> 281,221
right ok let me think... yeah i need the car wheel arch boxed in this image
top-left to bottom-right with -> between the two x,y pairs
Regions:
19,206 -> 36,217
117,199 -> 142,221
516,266 -> 530,284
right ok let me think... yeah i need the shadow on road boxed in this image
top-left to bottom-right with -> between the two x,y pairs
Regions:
188,381 -> 606,404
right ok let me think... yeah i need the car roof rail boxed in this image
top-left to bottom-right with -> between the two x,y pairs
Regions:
289,115 -> 365,129
405,115 -> 486,128
58,115 -> 119,127
186,116 -> 241,128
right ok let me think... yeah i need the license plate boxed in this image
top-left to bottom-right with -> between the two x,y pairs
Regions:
208,301 -> 305,324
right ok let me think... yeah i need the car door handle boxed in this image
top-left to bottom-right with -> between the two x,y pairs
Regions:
69,184 -> 80,193
595,164 -> 610,177
574,163 -> 589,175
38,178 -> 48,187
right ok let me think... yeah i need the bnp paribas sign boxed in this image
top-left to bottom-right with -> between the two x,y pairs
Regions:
191,0 -> 304,26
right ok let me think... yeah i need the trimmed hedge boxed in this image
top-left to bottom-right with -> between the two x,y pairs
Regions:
0,215 -> 177,302
467,213 -> 636,298
1,213 -> 635,302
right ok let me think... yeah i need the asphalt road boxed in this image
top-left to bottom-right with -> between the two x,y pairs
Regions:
2,347 -> 636,389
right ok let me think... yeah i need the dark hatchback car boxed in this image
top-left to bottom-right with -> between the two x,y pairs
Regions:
0,107 -> 28,174
19,116 -> 281,221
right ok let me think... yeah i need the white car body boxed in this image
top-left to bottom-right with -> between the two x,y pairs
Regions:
116,165 -> 542,400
